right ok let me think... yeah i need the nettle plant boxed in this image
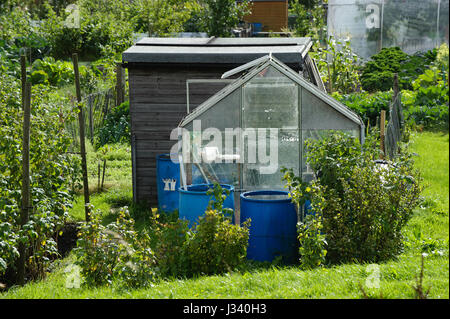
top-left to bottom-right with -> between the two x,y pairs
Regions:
283,131 -> 422,267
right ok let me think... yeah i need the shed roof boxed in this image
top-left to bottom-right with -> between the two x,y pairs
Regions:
122,37 -> 312,65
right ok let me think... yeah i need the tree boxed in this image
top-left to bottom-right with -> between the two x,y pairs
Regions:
202,0 -> 250,37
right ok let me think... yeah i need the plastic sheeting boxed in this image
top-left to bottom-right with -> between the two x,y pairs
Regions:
328,0 -> 449,59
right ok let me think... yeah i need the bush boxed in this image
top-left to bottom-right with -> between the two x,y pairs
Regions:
332,91 -> 394,128
361,47 -> 436,92
75,184 -> 250,283
283,132 -> 422,266
184,208 -> 250,276
74,206 -> 156,288
154,184 -> 250,278
39,2 -> 134,60
96,101 -> 131,148
30,57 -> 74,87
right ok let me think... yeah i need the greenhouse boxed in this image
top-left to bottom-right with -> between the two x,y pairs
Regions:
328,0 -> 449,59
177,55 -> 365,195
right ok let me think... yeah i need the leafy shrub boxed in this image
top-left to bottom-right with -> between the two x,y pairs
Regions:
74,206 -> 156,288
436,43 -> 449,71
96,101 -> 130,148
282,167 -> 327,269
30,57 -> 74,87
332,91 -> 394,127
361,47 -> 436,92
39,2 -> 134,60
283,132 -> 422,267
150,215 -> 191,278
311,37 -> 361,94
290,0 -> 326,40
0,74 -> 80,284
409,68 -> 448,129
184,209 -> 250,276
183,183 -> 250,276
152,183 -> 250,278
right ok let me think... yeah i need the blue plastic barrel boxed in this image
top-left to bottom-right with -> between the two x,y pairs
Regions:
252,22 -> 263,34
178,184 -> 235,227
240,190 -> 298,263
156,153 -> 180,213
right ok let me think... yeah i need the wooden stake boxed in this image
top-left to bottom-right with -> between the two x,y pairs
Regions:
101,159 -> 106,191
21,55 -> 27,111
89,101 -> 94,145
72,53 -> 91,222
116,63 -> 125,107
380,110 -> 386,158
17,81 -> 31,286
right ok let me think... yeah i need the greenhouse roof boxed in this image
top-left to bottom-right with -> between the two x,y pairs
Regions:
122,37 -> 312,64
179,55 -> 364,128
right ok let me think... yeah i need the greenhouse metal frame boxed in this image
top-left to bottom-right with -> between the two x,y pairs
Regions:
177,55 -> 365,193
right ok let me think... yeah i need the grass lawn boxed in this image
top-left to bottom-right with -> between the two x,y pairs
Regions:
1,131 -> 448,299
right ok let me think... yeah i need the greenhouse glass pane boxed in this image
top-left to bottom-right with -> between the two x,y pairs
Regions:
328,0 -> 449,60
301,89 -> 360,131
242,66 -> 299,129
184,130 -> 240,187
243,129 -> 299,191
187,87 -> 241,132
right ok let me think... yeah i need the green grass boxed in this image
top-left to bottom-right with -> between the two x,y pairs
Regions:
68,141 -> 133,221
1,131 -> 448,299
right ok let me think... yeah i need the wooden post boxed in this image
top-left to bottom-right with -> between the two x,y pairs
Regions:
89,101 -> 94,145
97,162 -> 101,192
116,63 -> 125,107
380,110 -> 386,159
17,81 -> 32,286
72,53 -> 91,222
101,159 -> 106,191
21,55 -> 27,111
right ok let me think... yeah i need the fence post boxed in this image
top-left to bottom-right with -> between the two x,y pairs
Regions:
116,63 -> 125,107
17,81 -> 32,286
89,100 -> 94,145
21,55 -> 27,111
72,53 -> 91,222
380,110 -> 386,159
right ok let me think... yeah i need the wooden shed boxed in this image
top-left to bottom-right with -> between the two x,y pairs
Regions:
239,0 -> 289,32
122,37 -> 322,207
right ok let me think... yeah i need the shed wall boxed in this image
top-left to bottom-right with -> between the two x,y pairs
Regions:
129,65 -> 233,206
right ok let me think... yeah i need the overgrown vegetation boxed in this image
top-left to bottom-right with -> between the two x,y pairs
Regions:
73,183 -> 250,287
1,0 -> 448,299
361,47 -> 437,92
311,36 -> 361,94
283,131 -> 422,267
0,73 -> 80,285
96,101 -> 130,148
